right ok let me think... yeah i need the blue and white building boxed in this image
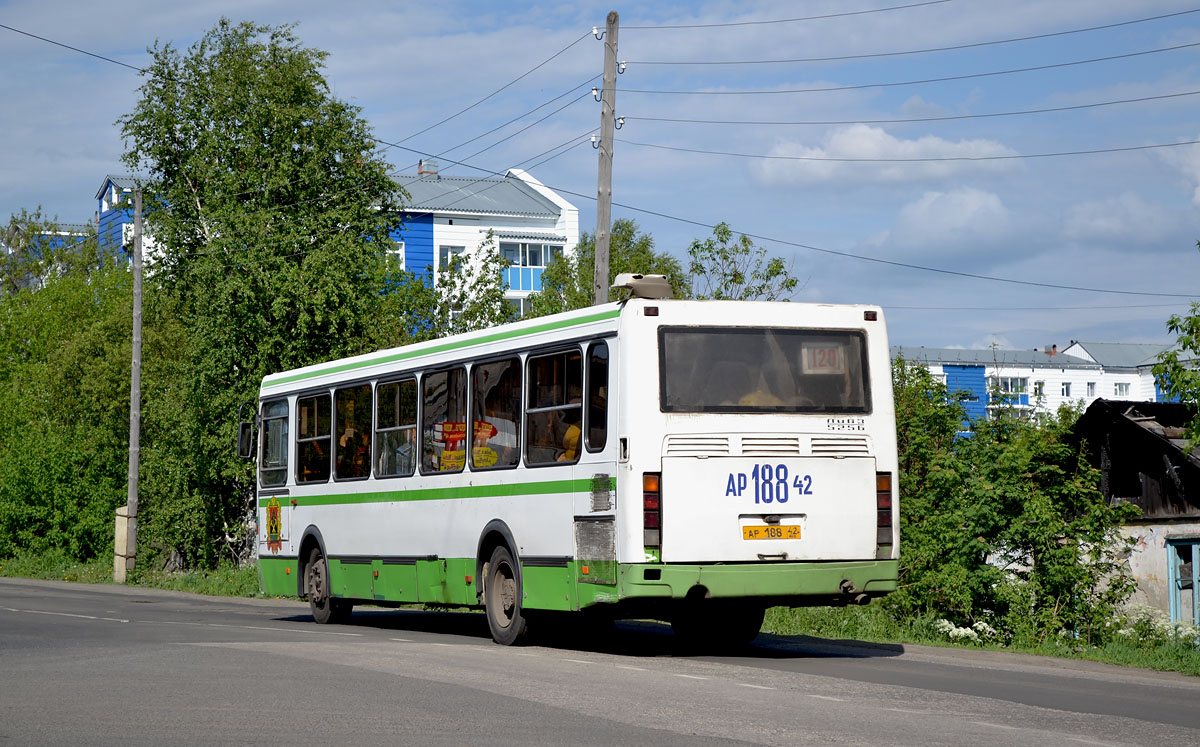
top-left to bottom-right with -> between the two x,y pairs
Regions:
94,164 -> 579,315
893,342 -> 1172,419
394,162 -> 578,314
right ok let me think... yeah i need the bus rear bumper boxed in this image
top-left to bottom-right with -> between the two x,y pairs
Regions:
616,560 -> 898,605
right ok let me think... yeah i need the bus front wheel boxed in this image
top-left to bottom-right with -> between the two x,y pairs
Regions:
306,546 -> 352,625
485,545 -> 528,645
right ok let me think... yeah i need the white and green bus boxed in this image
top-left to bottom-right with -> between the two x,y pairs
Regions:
241,287 -> 899,646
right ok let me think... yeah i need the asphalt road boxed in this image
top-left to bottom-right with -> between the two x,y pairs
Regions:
2,577 -> 1197,746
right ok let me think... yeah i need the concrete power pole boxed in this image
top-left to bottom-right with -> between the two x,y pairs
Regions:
593,10 -> 619,306
115,188 -> 142,583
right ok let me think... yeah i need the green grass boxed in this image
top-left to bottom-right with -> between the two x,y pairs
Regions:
0,549 -> 263,598
0,549 -> 112,584
764,604 -> 1200,677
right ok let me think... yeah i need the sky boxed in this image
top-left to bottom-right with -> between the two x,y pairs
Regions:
2,0 -> 1198,351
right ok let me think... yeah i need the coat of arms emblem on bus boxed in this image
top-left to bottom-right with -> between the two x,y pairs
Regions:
265,496 -> 283,553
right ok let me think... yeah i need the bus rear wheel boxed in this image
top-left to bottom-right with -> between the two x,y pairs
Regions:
306,546 -> 352,625
485,546 -> 528,645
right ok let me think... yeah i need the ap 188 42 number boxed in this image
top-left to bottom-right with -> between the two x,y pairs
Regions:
725,463 -> 813,504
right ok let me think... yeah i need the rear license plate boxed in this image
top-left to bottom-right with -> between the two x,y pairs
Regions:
742,525 -> 801,540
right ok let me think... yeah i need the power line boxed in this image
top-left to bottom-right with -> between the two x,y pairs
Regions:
887,303 -> 1190,311
404,130 -> 598,214
541,186 -> 1198,299
615,136 -> 1200,163
625,0 -> 952,29
361,145 -> 1197,299
628,7 -> 1200,64
395,30 -> 592,144
621,42 -> 1200,95
624,89 -> 1200,126
0,23 -> 144,71
426,76 -> 600,159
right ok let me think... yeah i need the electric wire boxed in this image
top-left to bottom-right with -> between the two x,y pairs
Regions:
624,0 -> 952,29
395,30 -> 591,144
626,89 -> 1200,127
0,22 -> 143,71
621,42 -> 1200,96
615,136 -> 1200,163
366,145 -> 1198,299
628,7 -> 1200,64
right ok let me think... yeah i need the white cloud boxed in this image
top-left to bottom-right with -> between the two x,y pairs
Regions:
752,124 -> 1019,186
883,187 -> 1012,250
1158,133 -> 1200,207
1062,192 -> 1178,242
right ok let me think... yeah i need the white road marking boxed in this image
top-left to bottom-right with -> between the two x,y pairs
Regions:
432,642 -> 453,647
565,658 -> 593,664
675,674 -> 707,680
807,694 -> 844,702
153,620 -> 363,637
390,638 -> 412,642
973,722 -> 1019,731
616,665 -> 646,671
738,683 -> 775,690
3,607 -> 128,623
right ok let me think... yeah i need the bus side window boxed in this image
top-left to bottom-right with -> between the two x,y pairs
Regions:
296,393 -> 331,484
526,349 -> 582,466
422,368 -> 467,474
375,378 -> 417,477
586,342 -> 608,452
260,399 -> 288,487
334,384 -> 372,480
471,358 -> 521,470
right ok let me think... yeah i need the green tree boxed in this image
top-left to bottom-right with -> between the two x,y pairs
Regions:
117,19 -> 408,567
527,219 -> 686,316
1154,297 -> 1200,446
0,216 -> 133,560
434,232 -> 515,335
687,222 -> 801,301
889,357 -> 1138,645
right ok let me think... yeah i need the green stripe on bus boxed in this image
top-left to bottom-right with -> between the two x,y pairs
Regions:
259,476 -> 616,509
264,308 -> 622,387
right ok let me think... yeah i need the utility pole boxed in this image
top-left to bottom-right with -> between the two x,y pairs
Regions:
115,188 -> 142,583
593,10 -> 619,306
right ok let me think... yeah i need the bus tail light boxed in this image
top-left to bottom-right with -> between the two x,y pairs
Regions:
876,472 -> 894,555
644,472 -> 662,556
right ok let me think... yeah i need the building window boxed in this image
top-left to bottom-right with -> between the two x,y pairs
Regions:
499,241 -> 563,268
1087,382 -> 1096,397
1115,382 -> 1130,397
1033,381 -> 1045,397
988,376 -> 1028,394
390,240 -> 406,272
1061,382 -> 1071,398
438,245 -> 465,269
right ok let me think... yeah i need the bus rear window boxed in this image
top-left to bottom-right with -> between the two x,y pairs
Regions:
659,327 -> 870,413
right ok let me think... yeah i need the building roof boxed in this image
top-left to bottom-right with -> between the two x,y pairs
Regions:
94,174 -> 143,200
1065,341 -> 1172,369
395,173 -> 560,217
55,222 -> 93,234
892,345 -> 1101,370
